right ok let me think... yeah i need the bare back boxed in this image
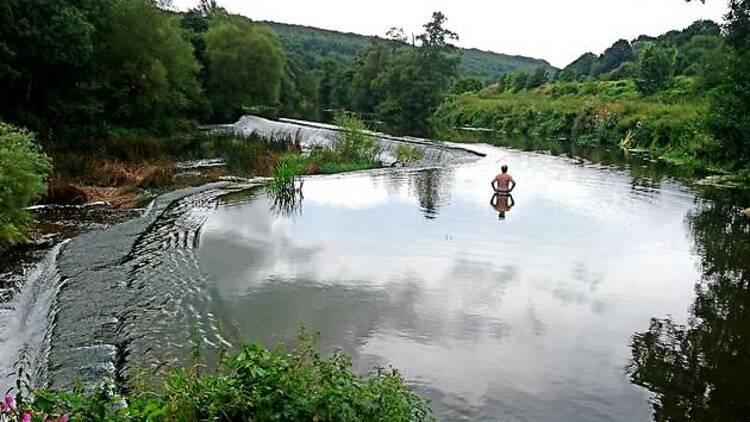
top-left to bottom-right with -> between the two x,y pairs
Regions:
495,173 -> 514,192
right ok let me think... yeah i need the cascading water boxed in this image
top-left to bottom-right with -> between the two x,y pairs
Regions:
0,241 -> 67,394
0,115 -> 482,393
227,115 -> 484,167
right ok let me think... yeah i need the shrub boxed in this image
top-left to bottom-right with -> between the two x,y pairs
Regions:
332,114 -> 381,164
0,123 -> 51,247
5,335 -> 433,421
395,144 -> 424,165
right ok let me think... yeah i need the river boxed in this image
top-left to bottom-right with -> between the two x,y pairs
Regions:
1,117 -> 748,421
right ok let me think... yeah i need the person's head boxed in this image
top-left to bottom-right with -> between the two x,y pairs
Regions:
501,165 -> 508,174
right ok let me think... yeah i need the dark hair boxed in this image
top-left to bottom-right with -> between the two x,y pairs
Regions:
501,165 -> 508,173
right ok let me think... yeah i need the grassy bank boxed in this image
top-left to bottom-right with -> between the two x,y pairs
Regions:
434,78 -> 742,176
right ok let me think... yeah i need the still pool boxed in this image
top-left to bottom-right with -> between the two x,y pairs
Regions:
199,144 -> 702,421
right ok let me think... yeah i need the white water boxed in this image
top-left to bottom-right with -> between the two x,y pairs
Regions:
0,241 -> 68,394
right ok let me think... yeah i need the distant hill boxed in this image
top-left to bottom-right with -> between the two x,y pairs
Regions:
261,21 -> 556,80
560,20 -> 722,80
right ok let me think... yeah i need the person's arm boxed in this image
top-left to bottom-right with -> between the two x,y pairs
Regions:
509,176 -> 517,192
491,177 -> 499,192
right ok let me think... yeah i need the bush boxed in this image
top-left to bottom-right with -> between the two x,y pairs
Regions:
395,144 -> 424,165
332,114 -> 380,164
5,335 -> 432,421
0,123 -> 51,246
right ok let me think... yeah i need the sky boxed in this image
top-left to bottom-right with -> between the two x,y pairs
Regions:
171,0 -> 728,68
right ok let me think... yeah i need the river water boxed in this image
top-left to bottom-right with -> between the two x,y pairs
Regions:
1,118 -> 748,421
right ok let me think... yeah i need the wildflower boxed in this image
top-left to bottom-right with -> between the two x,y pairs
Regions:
3,396 -> 16,411
22,411 -> 32,422
58,416 -> 69,422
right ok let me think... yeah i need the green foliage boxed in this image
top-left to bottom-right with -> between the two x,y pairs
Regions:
702,0 -> 750,166
262,21 -> 552,81
434,88 -> 725,172
526,66 -> 549,89
100,0 -> 205,133
269,153 -> 303,192
395,144 -> 425,165
0,0 -> 106,136
332,114 -> 381,163
0,123 -> 51,247
636,43 -> 677,94
592,39 -> 635,77
205,14 -> 285,122
560,20 -> 722,84
11,335 -> 432,421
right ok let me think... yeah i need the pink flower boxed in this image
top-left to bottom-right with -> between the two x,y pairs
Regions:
58,416 -> 69,422
22,411 -> 32,422
4,396 -> 16,411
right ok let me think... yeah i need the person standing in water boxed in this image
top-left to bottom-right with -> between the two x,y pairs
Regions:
491,165 -> 516,194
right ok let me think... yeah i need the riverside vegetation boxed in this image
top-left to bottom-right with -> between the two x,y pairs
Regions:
435,16 -> 750,180
1,332 -> 432,422
2,0 -> 750,419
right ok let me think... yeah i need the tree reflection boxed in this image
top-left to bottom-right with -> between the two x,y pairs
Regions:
410,168 -> 452,220
628,191 -> 750,421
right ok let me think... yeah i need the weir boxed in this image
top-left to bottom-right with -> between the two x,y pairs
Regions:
0,116 -> 483,394
227,115 -> 484,166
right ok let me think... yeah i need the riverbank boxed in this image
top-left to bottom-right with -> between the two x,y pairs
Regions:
433,79 -> 750,183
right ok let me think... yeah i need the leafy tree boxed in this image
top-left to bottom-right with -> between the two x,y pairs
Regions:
556,68 -> 578,82
677,34 -> 724,75
451,76 -> 485,94
511,71 -> 530,91
563,52 -> 597,80
180,0 -> 220,89
526,66 -> 549,89
280,59 -> 319,119
349,42 -> 394,113
707,0 -> 750,164
635,43 -> 676,94
99,0 -> 204,133
0,0 -> 107,137
0,123 -> 51,247
371,12 -> 460,134
592,39 -> 635,76
205,14 -> 285,121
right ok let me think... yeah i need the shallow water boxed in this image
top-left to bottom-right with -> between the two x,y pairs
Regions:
198,144 -> 702,421
2,119 -> 748,420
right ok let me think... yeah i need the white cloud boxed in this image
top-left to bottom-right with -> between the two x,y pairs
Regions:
171,0 -> 727,68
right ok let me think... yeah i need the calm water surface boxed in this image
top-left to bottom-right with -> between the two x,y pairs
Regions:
199,144 -> 704,421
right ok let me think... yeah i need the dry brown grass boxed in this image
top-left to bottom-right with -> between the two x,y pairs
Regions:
76,186 -> 145,209
86,160 -> 175,187
42,160 -> 176,209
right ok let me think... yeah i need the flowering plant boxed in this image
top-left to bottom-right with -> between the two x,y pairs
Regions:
0,396 -> 67,422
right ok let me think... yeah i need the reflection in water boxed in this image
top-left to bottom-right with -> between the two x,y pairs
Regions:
491,193 -> 515,220
267,182 -> 305,218
410,168 -> 452,220
628,192 -> 750,421
199,147 -> 705,421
